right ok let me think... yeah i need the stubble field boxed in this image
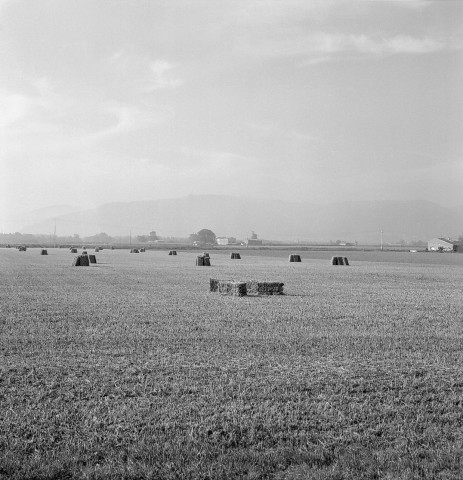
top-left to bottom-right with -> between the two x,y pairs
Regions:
1,248 -> 463,479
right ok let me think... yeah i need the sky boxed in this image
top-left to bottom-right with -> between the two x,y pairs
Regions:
0,0 -> 462,231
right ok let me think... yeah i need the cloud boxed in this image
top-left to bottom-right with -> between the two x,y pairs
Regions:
268,33 -> 444,60
149,60 -> 183,91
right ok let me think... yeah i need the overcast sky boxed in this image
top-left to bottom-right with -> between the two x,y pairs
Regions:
1,0 -> 462,230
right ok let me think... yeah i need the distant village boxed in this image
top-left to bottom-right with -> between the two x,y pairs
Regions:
0,227 -> 461,252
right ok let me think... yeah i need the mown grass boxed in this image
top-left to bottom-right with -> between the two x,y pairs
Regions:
1,248 -> 463,479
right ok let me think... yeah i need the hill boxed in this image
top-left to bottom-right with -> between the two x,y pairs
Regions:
19,195 -> 463,243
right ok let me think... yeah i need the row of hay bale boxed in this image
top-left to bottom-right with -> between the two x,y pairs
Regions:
289,254 -> 301,262
230,252 -> 241,259
210,278 -> 284,296
168,250 -> 177,255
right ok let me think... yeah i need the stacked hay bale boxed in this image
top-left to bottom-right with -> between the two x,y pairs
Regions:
70,248 -> 78,254
196,255 -> 211,266
249,281 -> 284,295
331,256 -> 349,266
72,255 -> 89,266
210,280 -> 247,296
40,249 -> 48,255
211,279 -> 284,296
88,255 -> 97,264
289,254 -> 301,262
168,250 -> 177,256
130,248 -> 139,253
230,253 -> 241,259
18,246 -> 27,252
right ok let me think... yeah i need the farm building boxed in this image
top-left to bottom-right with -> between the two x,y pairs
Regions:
216,237 -> 237,246
427,238 -> 459,252
216,237 -> 229,246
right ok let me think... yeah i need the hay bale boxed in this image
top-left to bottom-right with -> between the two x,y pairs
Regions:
343,257 -> 349,266
18,246 -> 26,252
331,256 -> 338,265
203,252 -> 210,258
82,250 -> 88,255
219,281 -> 247,296
289,254 -> 301,262
337,257 -> 344,265
169,250 -> 177,256
230,252 -> 241,259
40,249 -> 48,255
196,255 -> 211,266
130,248 -> 139,253
209,278 -> 247,296
214,279 -> 283,296
72,255 -> 89,266
94,247 -> 99,252
89,255 -> 97,264
71,248 -> 77,254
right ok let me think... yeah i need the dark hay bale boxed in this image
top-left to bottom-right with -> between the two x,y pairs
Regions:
130,248 -> 139,253
169,250 -> 177,256
230,253 -> 241,259
18,246 -> 27,252
343,257 -> 349,266
140,248 -> 145,252
331,256 -> 338,265
289,254 -> 301,262
168,251 -> 172,255
71,248 -> 77,254
40,249 -> 48,255
203,252 -> 210,258
337,257 -> 344,265
196,255 -> 210,266
72,255 -> 89,266
89,255 -> 97,264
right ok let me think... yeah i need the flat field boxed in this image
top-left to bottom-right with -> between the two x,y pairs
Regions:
1,248 -> 463,479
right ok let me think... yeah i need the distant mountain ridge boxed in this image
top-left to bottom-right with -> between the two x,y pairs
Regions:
19,195 -> 463,243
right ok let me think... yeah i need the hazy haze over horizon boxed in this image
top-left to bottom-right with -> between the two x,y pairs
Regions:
1,0 -> 462,232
